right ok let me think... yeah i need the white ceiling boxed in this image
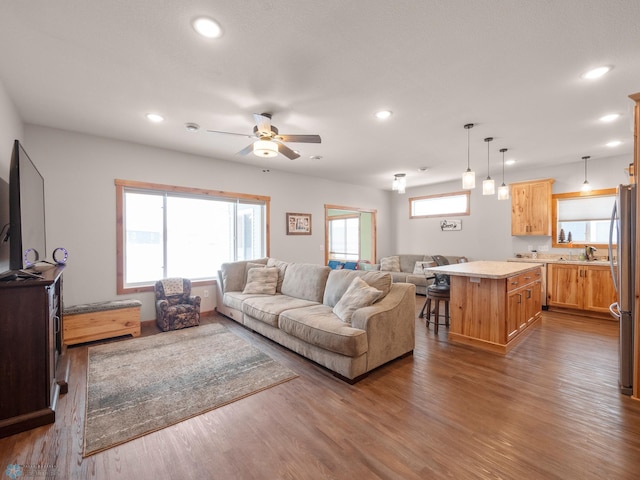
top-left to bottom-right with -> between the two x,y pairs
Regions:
1,1 -> 639,191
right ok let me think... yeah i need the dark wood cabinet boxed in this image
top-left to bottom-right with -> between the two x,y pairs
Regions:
0,265 -> 68,437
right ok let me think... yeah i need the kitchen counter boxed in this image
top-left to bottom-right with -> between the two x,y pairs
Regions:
507,257 -> 611,266
427,260 -> 544,354
426,260 -> 543,279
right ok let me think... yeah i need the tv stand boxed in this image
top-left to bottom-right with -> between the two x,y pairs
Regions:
0,265 -> 69,437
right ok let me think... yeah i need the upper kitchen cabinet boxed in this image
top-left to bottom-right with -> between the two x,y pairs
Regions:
511,179 -> 554,236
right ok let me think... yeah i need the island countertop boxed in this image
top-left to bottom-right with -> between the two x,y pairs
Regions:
426,260 -> 543,280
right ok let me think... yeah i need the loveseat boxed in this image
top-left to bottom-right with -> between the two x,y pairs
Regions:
360,254 -> 467,295
215,258 -> 416,382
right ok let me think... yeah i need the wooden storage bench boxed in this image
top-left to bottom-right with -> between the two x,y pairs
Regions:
63,299 -> 142,345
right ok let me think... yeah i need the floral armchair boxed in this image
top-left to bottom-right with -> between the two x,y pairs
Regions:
154,278 -> 201,332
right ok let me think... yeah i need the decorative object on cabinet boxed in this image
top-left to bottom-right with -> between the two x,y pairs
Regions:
482,137 -> 495,195
510,178 -> 554,236
581,156 -> 592,192
498,148 -> 510,200
286,212 -> 312,235
462,123 -> 476,190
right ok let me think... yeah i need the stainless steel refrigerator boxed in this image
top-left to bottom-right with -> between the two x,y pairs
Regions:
609,183 -> 636,395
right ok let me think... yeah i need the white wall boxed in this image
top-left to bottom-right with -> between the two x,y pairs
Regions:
23,125 -> 392,320
0,80 -> 24,179
392,154 -> 631,260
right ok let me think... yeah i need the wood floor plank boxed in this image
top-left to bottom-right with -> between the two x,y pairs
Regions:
1,298 -> 640,479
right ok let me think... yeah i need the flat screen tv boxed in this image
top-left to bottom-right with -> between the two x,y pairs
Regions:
0,176 -> 9,274
3,140 -> 47,276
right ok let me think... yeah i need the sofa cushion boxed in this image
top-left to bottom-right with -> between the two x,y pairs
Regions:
223,291 -> 271,311
243,267 -> 278,295
413,260 -> 436,274
266,258 -> 288,292
280,263 -> 330,303
399,254 -> 428,273
333,277 -> 382,324
278,304 -> 368,357
220,258 -> 268,292
323,270 -> 392,308
242,295 -> 319,327
380,256 -> 401,272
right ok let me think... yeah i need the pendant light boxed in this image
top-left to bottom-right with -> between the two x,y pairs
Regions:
392,173 -> 406,194
482,137 -> 495,195
498,148 -> 510,200
462,123 -> 475,189
581,156 -> 592,192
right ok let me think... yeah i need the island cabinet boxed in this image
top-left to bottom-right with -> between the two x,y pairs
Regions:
428,261 -> 543,355
547,263 -> 616,314
0,266 -> 68,438
511,178 -> 554,236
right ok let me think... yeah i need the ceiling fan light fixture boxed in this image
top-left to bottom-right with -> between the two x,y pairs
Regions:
253,140 -> 278,158
192,17 -> 223,39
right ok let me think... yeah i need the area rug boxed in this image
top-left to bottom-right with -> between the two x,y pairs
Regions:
83,322 -> 297,456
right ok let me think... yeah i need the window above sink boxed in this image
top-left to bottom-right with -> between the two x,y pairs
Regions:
552,188 -> 617,249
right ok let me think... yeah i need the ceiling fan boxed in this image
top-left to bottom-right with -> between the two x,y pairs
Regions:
207,113 -> 321,160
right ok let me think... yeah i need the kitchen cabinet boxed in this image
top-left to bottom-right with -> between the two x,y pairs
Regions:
511,178 -> 554,236
547,263 -> 616,314
430,261 -> 542,354
507,269 -> 542,341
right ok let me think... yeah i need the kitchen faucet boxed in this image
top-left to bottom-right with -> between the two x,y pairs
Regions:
585,245 -> 597,261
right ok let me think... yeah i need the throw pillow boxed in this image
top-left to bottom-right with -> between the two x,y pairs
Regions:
333,276 -> 382,325
242,267 -> 279,295
380,256 -> 401,272
413,260 -> 436,274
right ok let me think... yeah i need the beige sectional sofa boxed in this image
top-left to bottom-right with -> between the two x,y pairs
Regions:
215,258 -> 416,382
362,254 -> 467,295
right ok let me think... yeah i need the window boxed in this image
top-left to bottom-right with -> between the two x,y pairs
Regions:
116,179 -> 269,293
409,191 -> 470,218
328,215 -> 360,261
552,188 -> 616,248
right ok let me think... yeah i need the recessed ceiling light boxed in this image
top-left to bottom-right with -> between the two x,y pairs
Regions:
375,110 -> 393,120
581,66 -> 612,79
606,140 -> 622,147
192,17 -> 223,38
418,166 -> 429,172
184,122 -> 200,132
310,155 -> 322,160
505,159 -> 516,165
146,113 -> 164,123
600,113 -> 620,123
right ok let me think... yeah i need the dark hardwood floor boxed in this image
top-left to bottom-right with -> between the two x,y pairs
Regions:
2,297 -> 640,479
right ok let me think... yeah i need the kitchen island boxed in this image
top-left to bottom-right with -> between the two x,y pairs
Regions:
426,261 -> 543,354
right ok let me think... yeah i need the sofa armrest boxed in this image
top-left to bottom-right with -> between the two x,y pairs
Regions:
350,283 -> 416,370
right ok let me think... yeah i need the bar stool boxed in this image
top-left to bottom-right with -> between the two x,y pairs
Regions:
424,283 -> 450,334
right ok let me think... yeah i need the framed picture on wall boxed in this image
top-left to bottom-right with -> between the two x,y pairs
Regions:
286,212 -> 312,235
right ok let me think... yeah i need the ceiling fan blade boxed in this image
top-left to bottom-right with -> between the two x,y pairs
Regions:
207,129 -> 255,138
274,141 -> 300,160
277,134 -> 321,143
254,113 -> 272,136
237,143 -> 254,156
